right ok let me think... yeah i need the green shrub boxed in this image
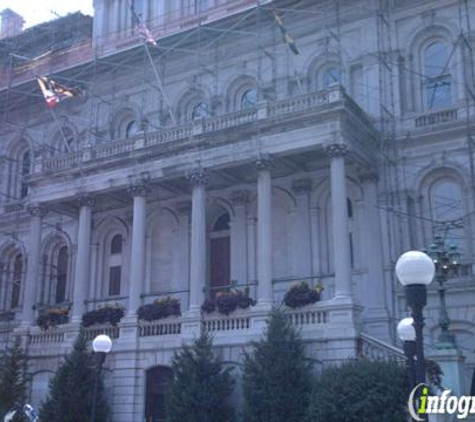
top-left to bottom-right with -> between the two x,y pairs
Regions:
308,360 -> 408,422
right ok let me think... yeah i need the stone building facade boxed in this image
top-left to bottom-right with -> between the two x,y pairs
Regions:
0,0 -> 475,420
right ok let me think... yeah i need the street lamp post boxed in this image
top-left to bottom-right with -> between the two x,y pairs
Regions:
396,251 -> 435,385
427,235 -> 461,349
397,317 -> 417,392
90,334 -> 112,422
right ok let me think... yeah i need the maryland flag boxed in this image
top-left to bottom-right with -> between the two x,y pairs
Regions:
37,76 -> 80,108
129,0 -> 157,46
273,10 -> 300,56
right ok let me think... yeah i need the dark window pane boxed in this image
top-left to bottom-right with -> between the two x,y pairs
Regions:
424,42 -> 451,109
347,198 -> 353,219
55,246 -> 68,304
109,266 -> 121,296
322,67 -> 341,88
241,88 -> 257,110
111,234 -> 123,254
11,254 -> 23,308
125,121 -> 139,138
20,150 -> 31,198
213,213 -> 230,232
145,366 -> 173,422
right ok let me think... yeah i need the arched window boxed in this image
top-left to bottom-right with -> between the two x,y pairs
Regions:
209,212 -> 231,298
429,178 -> 465,250
322,66 -> 341,88
191,102 -> 209,120
108,234 -> 123,296
125,120 -> 140,139
20,150 -> 30,199
424,42 -> 452,109
55,246 -> 68,304
11,254 -> 23,309
145,366 -> 173,422
240,88 -> 258,110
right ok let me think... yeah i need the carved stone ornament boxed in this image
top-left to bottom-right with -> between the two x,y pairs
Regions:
76,193 -> 96,208
231,190 -> 250,206
324,143 -> 349,159
27,204 -> 48,218
127,181 -> 148,197
255,154 -> 274,172
186,167 -> 208,187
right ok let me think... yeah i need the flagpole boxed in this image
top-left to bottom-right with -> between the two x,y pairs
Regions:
143,42 -> 176,125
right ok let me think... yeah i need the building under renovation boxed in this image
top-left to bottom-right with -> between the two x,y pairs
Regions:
0,0 -> 475,420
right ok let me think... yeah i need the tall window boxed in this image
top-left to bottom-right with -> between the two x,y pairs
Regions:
347,198 -> 355,268
429,178 -> 465,251
191,102 -> 209,120
55,246 -> 68,304
424,42 -> 452,110
322,66 -> 341,88
125,120 -> 140,139
209,212 -> 231,299
240,88 -> 258,110
20,150 -> 30,199
145,366 -> 173,422
11,254 -> 23,309
108,234 -> 123,296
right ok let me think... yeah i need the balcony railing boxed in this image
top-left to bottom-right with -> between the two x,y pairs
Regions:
40,87 -> 343,174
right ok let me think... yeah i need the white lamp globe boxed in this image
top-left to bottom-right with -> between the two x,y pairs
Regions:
397,317 -> 416,342
92,334 -> 112,354
395,250 -> 435,286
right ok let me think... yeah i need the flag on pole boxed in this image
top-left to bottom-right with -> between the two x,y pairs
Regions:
129,0 -> 157,46
37,76 -> 80,108
273,10 -> 300,56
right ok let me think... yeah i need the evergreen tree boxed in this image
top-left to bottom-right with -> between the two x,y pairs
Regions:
242,308 -> 313,422
39,329 -> 109,422
166,331 -> 235,422
308,360 -> 408,422
0,338 -> 27,419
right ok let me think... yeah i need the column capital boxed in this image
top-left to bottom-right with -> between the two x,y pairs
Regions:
127,181 -> 148,197
256,154 -> 274,172
231,189 -> 250,206
325,143 -> 349,159
186,167 -> 208,187
76,193 -> 96,208
358,171 -> 379,184
27,204 -> 48,218
291,178 -> 312,195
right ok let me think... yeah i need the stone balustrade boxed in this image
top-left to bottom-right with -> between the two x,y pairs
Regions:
358,332 -> 405,363
40,86 -> 345,174
139,319 -> 182,337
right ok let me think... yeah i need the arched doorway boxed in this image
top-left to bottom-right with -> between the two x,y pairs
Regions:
209,212 -> 231,298
145,366 -> 173,422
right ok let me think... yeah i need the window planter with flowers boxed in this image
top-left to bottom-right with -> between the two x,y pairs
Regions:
201,286 -> 255,316
81,304 -> 125,327
283,281 -> 324,309
137,297 -> 181,322
36,306 -> 70,330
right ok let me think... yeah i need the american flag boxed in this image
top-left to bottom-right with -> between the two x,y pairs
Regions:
37,76 -> 80,108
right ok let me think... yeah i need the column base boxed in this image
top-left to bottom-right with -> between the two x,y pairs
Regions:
428,348 -> 466,396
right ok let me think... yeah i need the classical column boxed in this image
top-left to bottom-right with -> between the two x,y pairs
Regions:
71,195 -> 95,322
177,201 -> 192,311
231,190 -> 249,285
291,178 -> 312,278
127,182 -> 147,316
325,144 -> 353,301
22,204 -> 47,325
360,172 -> 391,338
187,168 -> 207,315
256,155 -> 273,306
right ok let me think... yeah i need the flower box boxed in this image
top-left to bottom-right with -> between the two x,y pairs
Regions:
283,282 -> 323,309
202,288 -> 255,316
137,297 -> 181,322
82,305 -> 125,327
36,307 -> 70,330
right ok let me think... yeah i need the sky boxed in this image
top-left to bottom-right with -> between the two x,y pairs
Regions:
0,0 -> 93,28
